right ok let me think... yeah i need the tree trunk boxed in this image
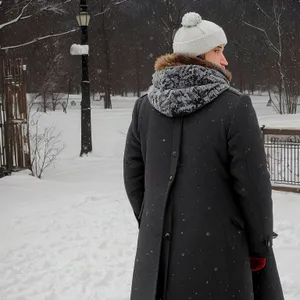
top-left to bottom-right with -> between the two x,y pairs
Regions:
52,94 -> 56,111
135,46 -> 141,98
102,13 -> 112,110
267,85 -> 279,114
43,93 -> 47,113
239,72 -> 244,93
63,78 -> 71,114
278,81 -> 283,114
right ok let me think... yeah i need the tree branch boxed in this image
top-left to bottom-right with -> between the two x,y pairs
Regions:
0,0 -> 32,30
0,28 -> 78,51
252,0 -> 272,19
176,4 -> 187,26
94,0 -> 127,16
232,39 -> 248,51
20,14 -> 32,20
242,21 -> 280,54
1,0 -> 70,28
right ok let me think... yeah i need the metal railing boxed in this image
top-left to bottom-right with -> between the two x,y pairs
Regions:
262,127 -> 300,186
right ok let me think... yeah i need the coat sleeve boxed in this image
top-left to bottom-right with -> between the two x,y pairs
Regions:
123,99 -> 145,225
228,95 -> 273,257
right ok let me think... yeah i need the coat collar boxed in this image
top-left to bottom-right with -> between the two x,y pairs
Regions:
147,54 -> 239,117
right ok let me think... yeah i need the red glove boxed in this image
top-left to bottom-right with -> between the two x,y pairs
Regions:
250,257 -> 266,271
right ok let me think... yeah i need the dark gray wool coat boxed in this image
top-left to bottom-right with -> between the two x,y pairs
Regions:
123,54 -> 284,300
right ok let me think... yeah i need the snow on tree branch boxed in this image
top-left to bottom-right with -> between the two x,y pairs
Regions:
94,0 -> 127,16
0,1 -> 32,30
0,29 -> 78,51
252,0 -> 272,20
20,14 -> 32,21
38,2 -> 67,15
242,21 -> 280,54
0,0 -> 69,30
243,0 -> 296,114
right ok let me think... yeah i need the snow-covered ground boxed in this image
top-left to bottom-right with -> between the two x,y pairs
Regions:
0,96 -> 300,300
251,95 -> 300,129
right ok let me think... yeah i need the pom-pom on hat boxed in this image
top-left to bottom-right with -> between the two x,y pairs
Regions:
173,12 -> 227,57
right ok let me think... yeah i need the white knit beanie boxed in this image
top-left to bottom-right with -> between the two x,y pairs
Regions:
173,12 -> 227,57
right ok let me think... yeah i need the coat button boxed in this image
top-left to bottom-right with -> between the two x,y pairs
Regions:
164,232 -> 171,240
169,175 -> 173,181
172,151 -> 177,157
266,237 -> 272,248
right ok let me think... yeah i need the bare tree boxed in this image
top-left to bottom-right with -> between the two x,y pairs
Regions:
146,0 -> 190,52
30,118 -> 65,179
243,0 -> 298,114
0,0 -> 77,51
1,0 -> 298,103
99,0 -> 113,109
34,43 -> 65,113
0,0 -> 68,29
50,93 -> 65,111
62,78 -> 72,114
88,0 -> 131,108
91,0 -> 127,109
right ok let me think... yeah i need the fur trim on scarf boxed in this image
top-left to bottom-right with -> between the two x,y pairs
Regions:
148,54 -> 240,117
154,53 -> 232,82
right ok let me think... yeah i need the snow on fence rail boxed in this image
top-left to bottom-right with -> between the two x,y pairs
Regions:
262,128 -> 300,186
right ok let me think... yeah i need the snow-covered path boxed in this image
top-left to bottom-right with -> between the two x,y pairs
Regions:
1,96 -> 300,300
0,159 -> 137,300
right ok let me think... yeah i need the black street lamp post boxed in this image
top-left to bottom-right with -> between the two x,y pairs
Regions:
77,0 -> 92,156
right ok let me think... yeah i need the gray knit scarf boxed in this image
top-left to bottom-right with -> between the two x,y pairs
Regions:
148,64 -> 240,117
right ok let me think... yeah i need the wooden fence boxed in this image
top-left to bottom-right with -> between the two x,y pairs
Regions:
0,58 -> 30,176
